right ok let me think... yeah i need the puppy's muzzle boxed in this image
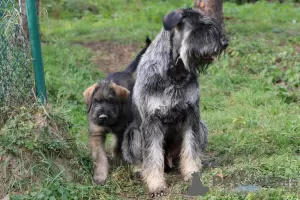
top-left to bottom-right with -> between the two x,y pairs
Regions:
99,114 -> 108,122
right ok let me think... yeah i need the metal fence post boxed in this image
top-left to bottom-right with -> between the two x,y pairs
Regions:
26,0 -> 46,104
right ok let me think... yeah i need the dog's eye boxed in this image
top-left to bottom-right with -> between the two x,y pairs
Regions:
175,21 -> 183,29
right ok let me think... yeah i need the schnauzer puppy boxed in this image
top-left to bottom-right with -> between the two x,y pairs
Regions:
83,37 -> 151,184
122,9 -> 228,197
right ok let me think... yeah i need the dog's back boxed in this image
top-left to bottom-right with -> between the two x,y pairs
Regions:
105,72 -> 135,93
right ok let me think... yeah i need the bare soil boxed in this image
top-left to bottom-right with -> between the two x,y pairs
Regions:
80,41 -> 141,74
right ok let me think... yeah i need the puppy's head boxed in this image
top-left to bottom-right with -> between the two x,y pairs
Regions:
83,80 -> 130,126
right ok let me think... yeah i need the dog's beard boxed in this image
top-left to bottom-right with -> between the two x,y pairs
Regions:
185,45 -> 225,74
194,59 -> 211,74
179,50 -> 210,75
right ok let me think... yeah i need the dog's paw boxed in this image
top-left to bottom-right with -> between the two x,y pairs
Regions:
132,165 -> 143,180
133,171 -> 142,180
93,173 -> 107,185
149,187 -> 167,198
183,173 -> 193,182
150,190 -> 166,198
129,171 -> 142,180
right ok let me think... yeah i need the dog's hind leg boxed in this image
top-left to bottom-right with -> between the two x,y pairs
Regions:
199,120 -> 208,151
141,118 -> 167,197
122,122 -> 143,164
122,123 -> 145,179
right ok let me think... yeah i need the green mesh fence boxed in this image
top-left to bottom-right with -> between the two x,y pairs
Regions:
0,0 -> 33,107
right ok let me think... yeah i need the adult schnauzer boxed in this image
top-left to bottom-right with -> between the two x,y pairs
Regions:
122,9 -> 228,197
83,37 -> 151,184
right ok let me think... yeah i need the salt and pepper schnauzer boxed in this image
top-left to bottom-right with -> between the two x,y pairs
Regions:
83,38 -> 151,185
122,8 -> 228,197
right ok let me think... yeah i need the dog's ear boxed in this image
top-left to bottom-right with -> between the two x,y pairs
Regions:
163,10 -> 183,31
110,82 -> 130,101
83,83 -> 98,112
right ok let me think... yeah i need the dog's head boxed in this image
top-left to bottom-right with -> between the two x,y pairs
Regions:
83,81 -> 130,127
163,8 -> 228,73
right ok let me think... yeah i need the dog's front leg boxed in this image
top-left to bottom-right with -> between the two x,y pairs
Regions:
88,124 -> 109,185
180,112 -> 203,181
141,117 -> 167,197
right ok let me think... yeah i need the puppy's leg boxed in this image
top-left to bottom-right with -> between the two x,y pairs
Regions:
180,112 -> 204,181
141,118 -> 166,197
89,124 -> 109,185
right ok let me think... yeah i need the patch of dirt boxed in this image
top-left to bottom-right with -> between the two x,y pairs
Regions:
0,154 -> 35,198
293,44 -> 300,53
224,16 -> 240,22
80,41 -> 141,74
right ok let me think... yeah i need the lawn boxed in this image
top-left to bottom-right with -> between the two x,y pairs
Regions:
1,0 -> 300,199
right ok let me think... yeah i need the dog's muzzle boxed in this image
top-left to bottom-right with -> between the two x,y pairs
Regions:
221,38 -> 229,49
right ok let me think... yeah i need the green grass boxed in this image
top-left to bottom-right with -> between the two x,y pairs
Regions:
1,0 -> 300,199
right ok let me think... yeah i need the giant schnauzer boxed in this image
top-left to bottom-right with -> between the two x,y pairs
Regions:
122,9 -> 228,197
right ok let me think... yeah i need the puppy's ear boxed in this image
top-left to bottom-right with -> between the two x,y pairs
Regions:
110,82 -> 130,101
163,10 -> 183,31
83,83 -> 98,112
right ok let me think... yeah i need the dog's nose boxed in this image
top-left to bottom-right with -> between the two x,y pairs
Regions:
99,114 -> 108,121
221,39 -> 228,48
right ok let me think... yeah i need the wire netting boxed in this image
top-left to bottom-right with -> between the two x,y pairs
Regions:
0,0 -> 33,107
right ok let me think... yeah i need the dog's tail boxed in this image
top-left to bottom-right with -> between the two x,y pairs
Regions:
122,36 -> 151,74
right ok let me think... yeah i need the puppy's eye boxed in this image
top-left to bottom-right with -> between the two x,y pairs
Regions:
94,98 -> 102,103
107,98 -> 115,103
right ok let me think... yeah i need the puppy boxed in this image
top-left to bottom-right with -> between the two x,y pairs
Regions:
83,37 -> 151,184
